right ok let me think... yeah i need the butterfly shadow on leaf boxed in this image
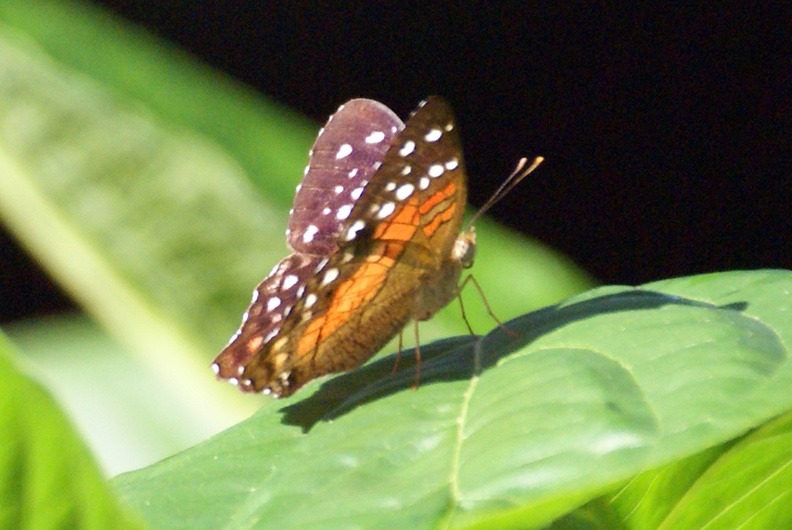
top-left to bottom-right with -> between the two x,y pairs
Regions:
279,334 -> 479,432
279,289 -> 751,432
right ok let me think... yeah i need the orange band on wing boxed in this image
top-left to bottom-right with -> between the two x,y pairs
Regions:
423,202 -> 457,238
419,182 -> 458,237
295,243 -> 401,358
419,182 -> 457,215
293,187 -> 456,359
374,199 -> 420,241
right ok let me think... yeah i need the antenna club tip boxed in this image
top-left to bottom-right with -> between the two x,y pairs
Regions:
523,156 -> 544,174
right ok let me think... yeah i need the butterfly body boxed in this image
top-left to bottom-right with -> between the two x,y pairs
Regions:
212,97 -> 472,397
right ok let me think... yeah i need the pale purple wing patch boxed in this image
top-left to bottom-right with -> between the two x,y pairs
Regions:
288,99 -> 405,255
212,253 -> 322,387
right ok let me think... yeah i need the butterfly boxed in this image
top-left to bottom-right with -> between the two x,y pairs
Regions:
212,97 -> 541,397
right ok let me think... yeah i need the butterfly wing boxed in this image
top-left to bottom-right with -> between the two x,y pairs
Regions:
341,96 -> 468,262
213,100 -> 402,391
211,253 -> 322,388
288,99 -> 404,255
236,97 -> 469,396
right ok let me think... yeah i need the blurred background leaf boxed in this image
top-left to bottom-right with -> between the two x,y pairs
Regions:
0,331 -> 146,530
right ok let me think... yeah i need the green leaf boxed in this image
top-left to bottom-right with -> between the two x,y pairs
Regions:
0,331 -> 146,530
657,412 -> 792,529
597,413 -> 792,530
112,270 -> 792,530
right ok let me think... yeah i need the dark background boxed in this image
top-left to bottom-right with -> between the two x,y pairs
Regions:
2,3 -> 789,324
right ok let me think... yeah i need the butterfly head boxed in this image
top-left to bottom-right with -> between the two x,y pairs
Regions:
453,227 -> 477,269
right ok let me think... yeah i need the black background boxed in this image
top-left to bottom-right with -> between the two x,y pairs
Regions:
2,3 -> 789,323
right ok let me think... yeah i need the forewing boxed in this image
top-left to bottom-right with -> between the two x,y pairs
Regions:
337,96 -> 468,263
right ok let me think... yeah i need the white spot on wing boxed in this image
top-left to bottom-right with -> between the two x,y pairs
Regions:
445,158 -> 459,170
376,202 -> 396,219
385,182 -> 397,191
350,187 -> 364,200
428,164 -> 445,178
211,362 -> 220,375
345,220 -> 366,241
334,185 -> 344,194
348,168 -> 358,178
419,177 -> 430,190
264,328 -> 279,343
303,224 -> 319,243
305,293 -> 318,308
424,129 -> 442,142
336,204 -> 353,220
399,141 -> 416,157
226,329 -> 241,344
283,275 -> 299,290
364,131 -> 386,144
322,268 -> 339,286
267,297 -> 282,311
395,183 -> 415,200
336,143 -> 353,159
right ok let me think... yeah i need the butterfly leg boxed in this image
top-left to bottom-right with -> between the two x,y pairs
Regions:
410,319 -> 422,390
391,331 -> 404,374
458,274 -> 520,338
454,284 -> 477,337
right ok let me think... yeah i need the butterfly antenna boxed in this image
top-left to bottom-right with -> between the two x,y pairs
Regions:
465,156 -> 544,230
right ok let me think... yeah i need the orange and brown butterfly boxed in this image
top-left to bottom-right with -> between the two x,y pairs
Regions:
211,97 -> 541,397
